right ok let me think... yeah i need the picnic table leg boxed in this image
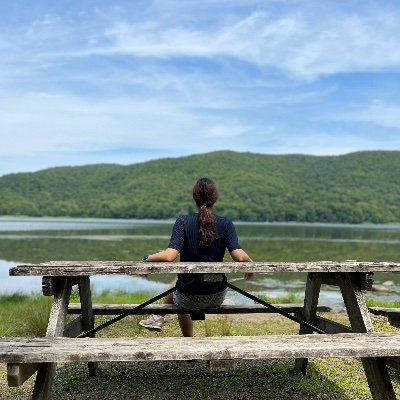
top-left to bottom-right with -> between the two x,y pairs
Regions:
294,272 -> 322,375
32,277 -> 72,400
339,272 -> 396,400
78,276 -> 98,377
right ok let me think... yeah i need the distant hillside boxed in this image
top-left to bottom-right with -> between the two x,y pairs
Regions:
0,151 -> 399,223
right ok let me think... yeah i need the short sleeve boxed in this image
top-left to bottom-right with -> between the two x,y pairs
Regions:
168,217 -> 185,251
225,219 -> 241,252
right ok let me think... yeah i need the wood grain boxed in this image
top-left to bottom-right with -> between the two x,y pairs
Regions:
9,261 -> 400,276
67,303 -> 331,315
2,333 -> 400,363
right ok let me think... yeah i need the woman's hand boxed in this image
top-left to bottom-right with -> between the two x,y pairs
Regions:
244,272 -> 256,280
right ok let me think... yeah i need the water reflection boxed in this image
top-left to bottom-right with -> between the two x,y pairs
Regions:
0,259 -> 41,294
1,217 -> 400,308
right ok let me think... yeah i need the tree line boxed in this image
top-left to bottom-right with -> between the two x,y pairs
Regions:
0,150 -> 399,223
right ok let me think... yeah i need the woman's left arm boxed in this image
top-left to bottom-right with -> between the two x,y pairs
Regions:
230,248 -> 256,280
145,248 -> 179,262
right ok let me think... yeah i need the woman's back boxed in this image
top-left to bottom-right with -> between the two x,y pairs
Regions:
169,213 -> 240,262
139,177 -> 253,336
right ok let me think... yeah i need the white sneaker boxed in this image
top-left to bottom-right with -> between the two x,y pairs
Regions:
139,315 -> 165,331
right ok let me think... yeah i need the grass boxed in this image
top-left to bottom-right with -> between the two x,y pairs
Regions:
91,289 -> 162,305
1,358 -> 371,400
204,315 -> 233,336
365,297 -> 400,308
1,292 -> 400,399
0,293 -> 52,337
22,297 -> 53,336
258,291 -> 302,304
0,290 -> 162,338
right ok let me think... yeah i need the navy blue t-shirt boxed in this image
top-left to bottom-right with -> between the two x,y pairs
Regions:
168,213 -> 241,294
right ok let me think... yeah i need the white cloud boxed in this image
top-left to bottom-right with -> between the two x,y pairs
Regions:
206,123 -> 250,138
258,131 -> 400,156
0,92 -> 256,157
340,101 -> 400,129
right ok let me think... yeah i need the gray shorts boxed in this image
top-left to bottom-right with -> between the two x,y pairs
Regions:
173,289 -> 227,310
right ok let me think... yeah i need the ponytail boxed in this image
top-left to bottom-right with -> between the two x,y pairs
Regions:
192,178 -> 219,247
198,204 -> 218,246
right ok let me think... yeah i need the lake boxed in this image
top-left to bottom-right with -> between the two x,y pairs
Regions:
1,217 -> 400,309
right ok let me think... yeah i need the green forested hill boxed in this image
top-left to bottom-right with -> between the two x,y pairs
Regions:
0,151 -> 399,223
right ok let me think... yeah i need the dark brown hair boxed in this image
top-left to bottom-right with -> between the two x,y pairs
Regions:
192,177 -> 219,246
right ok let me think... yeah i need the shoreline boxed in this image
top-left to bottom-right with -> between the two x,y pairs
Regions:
1,215 -> 400,228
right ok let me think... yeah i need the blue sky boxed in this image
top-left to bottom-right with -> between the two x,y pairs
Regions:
1,0 -> 399,176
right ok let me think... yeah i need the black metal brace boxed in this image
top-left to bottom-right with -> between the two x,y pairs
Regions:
77,278 -> 196,338
77,276 -> 325,337
226,282 -> 326,334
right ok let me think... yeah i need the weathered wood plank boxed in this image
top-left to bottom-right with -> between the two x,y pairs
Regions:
42,277 -> 58,297
314,316 -> 352,334
45,279 -> 72,337
386,357 -> 400,372
78,277 -> 97,377
339,273 -> 396,400
361,358 -> 396,400
368,307 -> 400,328
67,303 -> 332,315
63,316 -> 83,338
294,272 -> 322,375
9,261 -> 400,276
1,333 -> 400,363
78,278 -> 95,334
369,307 -> 400,316
42,277 -> 79,296
32,278 -> 72,400
339,273 -> 373,333
321,272 -> 374,291
7,363 -> 38,387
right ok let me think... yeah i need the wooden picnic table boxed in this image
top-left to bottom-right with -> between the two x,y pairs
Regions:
3,260 -> 400,400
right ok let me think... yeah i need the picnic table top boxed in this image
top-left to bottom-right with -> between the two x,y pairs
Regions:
9,260 -> 400,276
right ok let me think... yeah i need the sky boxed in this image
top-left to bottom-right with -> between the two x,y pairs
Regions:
0,0 -> 400,177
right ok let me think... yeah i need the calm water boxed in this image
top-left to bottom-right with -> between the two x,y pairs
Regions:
1,217 -> 400,308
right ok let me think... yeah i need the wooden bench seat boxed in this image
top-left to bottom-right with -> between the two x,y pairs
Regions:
1,333 -> 400,364
368,307 -> 400,328
67,303 -> 332,315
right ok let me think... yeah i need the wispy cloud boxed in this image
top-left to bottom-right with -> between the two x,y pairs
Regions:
0,92 -> 257,156
340,101 -> 400,129
66,7 -> 400,80
4,2 -> 400,81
